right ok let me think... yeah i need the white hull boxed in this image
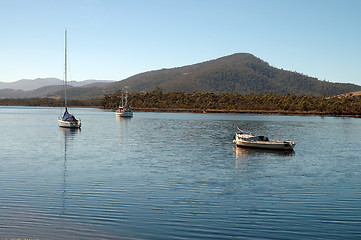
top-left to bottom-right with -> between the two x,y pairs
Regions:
234,139 -> 295,150
115,108 -> 133,117
58,119 -> 81,128
234,132 -> 295,150
115,111 -> 133,117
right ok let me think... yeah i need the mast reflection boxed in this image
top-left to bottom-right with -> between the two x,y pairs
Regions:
59,128 -> 80,215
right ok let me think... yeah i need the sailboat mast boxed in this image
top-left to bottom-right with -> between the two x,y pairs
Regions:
121,92 -> 124,107
64,30 -> 68,109
125,91 -> 128,106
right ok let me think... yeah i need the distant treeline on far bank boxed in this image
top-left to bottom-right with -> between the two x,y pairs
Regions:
2,89 -> 361,117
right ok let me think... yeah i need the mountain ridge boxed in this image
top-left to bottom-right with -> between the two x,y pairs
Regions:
1,53 -> 360,99
104,53 -> 361,96
0,78 -> 115,91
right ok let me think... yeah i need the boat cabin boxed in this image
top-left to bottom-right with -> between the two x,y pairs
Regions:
240,134 -> 269,141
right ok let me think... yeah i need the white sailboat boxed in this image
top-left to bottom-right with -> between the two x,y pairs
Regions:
115,90 -> 133,117
58,30 -> 81,128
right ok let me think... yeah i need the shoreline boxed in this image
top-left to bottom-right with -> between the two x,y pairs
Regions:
1,104 -> 360,118
131,107 -> 361,118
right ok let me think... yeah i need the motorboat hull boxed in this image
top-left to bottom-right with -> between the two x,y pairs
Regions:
234,139 -> 295,150
233,133 -> 295,150
115,109 -> 133,117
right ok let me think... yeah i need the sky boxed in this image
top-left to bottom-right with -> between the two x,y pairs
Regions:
1,0 -> 361,85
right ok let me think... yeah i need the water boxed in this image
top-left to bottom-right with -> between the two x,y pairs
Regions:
1,106 -> 361,239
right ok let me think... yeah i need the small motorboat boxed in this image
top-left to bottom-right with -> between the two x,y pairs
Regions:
233,129 -> 295,150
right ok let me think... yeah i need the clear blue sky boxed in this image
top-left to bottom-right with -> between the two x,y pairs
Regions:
1,0 -> 360,85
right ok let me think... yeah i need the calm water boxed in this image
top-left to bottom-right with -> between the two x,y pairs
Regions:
1,106 -> 361,239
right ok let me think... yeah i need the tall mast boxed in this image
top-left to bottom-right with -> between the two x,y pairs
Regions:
125,91 -> 128,106
121,92 -> 124,107
64,30 -> 68,109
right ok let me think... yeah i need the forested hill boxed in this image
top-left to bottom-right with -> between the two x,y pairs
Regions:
106,53 -> 361,96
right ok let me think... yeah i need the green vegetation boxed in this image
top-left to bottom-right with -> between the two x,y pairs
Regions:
101,89 -> 361,116
3,89 -> 361,117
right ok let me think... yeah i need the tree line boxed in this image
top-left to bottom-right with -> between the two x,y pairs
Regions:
2,89 -> 361,116
0,97 -> 101,107
101,89 -> 361,116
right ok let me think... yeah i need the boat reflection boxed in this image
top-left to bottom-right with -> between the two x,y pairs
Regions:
59,127 -> 81,139
116,114 -> 132,131
59,127 -> 80,216
233,146 -> 295,168
116,114 -> 133,120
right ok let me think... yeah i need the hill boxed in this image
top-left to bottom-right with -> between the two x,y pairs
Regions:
1,53 -> 360,99
0,78 -> 115,98
0,85 -> 64,98
105,53 -> 361,96
46,86 -> 112,99
0,78 -> 115,91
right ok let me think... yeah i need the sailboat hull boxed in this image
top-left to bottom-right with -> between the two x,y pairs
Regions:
58,119 -> 81,128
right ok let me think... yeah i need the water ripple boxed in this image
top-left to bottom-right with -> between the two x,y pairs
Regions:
1,108 -> 361,239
